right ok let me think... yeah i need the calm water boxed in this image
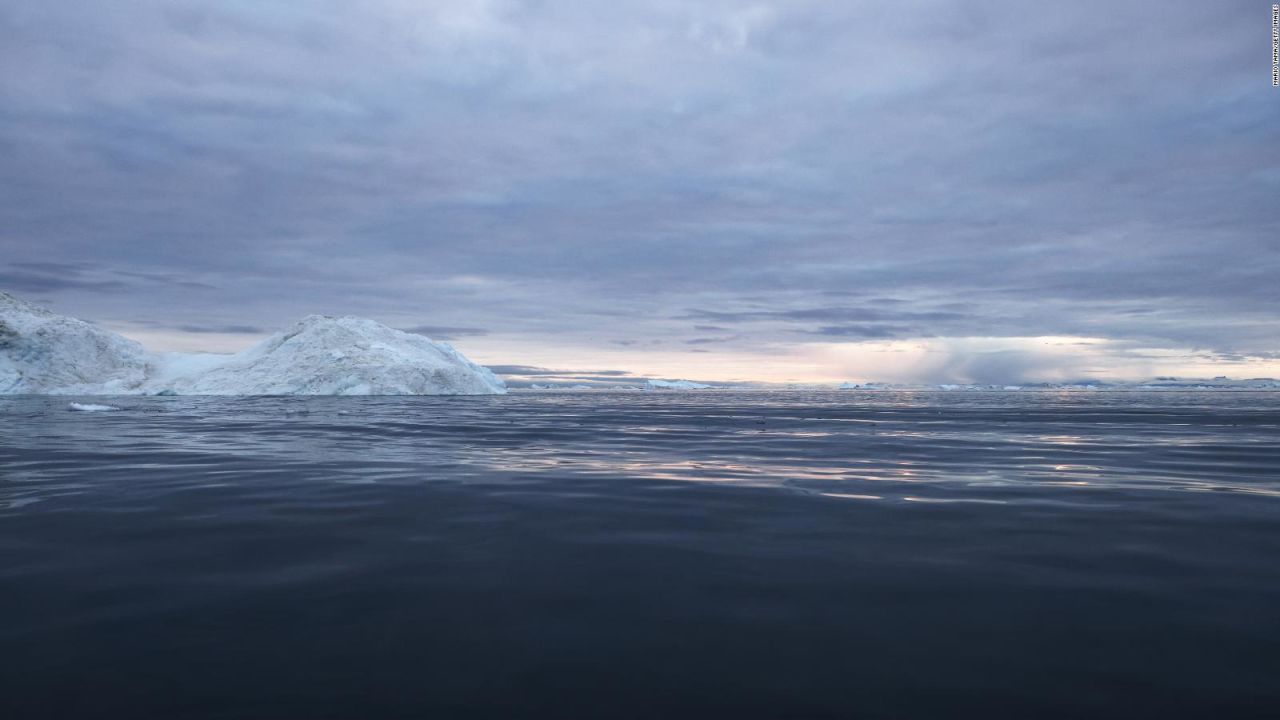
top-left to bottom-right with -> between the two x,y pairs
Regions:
2,391 -> 1279,718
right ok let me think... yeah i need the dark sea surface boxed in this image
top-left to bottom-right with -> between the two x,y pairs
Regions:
2,390 -> 1279,719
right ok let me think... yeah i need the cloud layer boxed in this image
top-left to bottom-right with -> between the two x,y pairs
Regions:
2,1 -> 1276,382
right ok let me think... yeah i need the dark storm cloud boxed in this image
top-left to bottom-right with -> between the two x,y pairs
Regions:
0,1 -> 1275,378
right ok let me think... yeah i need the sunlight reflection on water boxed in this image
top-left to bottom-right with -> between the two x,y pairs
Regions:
3,390 -> 1280,509
3,391 -> 1280,717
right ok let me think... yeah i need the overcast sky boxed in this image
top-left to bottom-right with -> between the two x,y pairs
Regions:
2,1 -> 1277,383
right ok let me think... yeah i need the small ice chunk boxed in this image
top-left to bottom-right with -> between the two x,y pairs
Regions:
67,402 -> 121,412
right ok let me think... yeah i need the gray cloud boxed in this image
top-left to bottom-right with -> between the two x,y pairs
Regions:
682,307 -> 965,324
1,262 -> 215,296
487,365 -> 633,378
401,325 -> 489,340
485,364 -> 662,387
0,1 -> 1275,379
177,324 -> 264,334
808,324 -> 911,339
935,349 -> 1088,386
0,270 -> 127,294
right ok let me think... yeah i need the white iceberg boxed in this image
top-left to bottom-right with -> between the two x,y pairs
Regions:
838,381 -> 893,390
156,315 -> 505,396
1,292 -> 505,396
644,379 -> 711,390
1,291 -> 153,394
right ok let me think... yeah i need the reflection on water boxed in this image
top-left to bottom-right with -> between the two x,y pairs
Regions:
6,390 -> 1279,508
2,390 -> 1280,718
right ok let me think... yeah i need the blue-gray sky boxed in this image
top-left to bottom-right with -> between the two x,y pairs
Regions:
2,1 -> 1277,383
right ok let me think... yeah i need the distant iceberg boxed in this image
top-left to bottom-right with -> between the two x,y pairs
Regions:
1,291 -> 505,396
838,381 -> 895,390
644,379 -> 711,390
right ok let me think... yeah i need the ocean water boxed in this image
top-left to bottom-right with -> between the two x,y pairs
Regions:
2,390 -> 1278,719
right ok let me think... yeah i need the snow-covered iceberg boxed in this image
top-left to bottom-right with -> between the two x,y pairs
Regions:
1,291 -> 153,394
644,379 -> 711,390
0,291 -> 505,396
156,315 -> 504,396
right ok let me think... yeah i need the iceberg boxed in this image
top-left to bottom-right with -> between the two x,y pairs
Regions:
0,291 -> 505,396
157,315 -> 505,396
1,291 -> 153,394
644,379 -> 711,390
